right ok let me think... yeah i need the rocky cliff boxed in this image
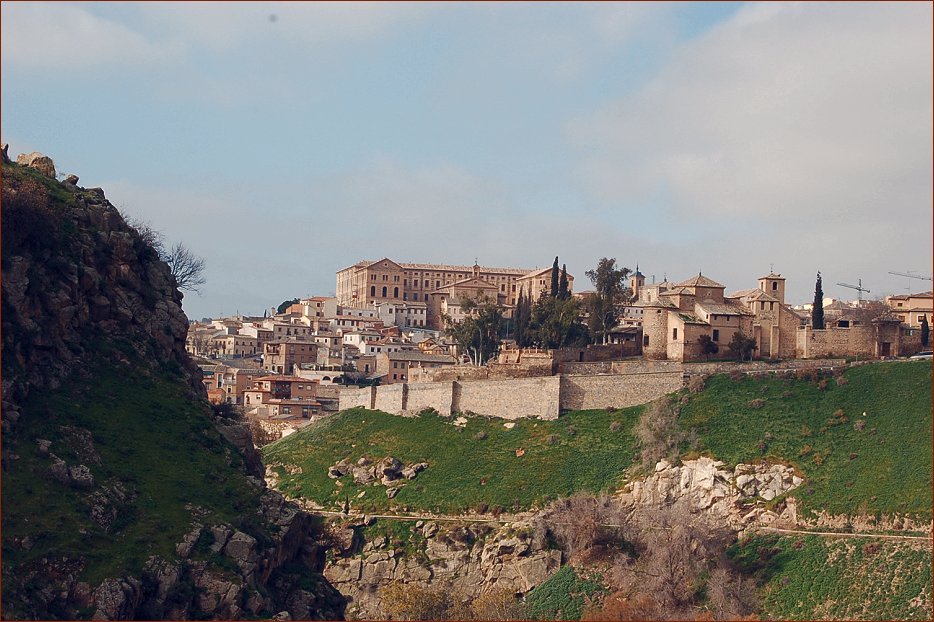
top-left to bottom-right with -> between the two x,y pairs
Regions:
1,151 -> 344,620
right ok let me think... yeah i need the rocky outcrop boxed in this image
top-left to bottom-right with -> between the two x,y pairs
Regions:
325,519 -> 560,619
326,456 -> 429,496
16,150 -> 56,177
621,457 -> 803,533
2,158 -> 198,406
0,153 -> 345,620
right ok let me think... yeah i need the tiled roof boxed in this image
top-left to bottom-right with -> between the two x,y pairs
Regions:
347,260 -> 531,275
729,289 -> 779,302
696,300 -> 754,316
674,273 -> 725,289
385,351 -> 457,363
758,272 -> 785,280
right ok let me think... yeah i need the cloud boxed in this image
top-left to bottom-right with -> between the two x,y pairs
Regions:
568,1 -> 932,301
0,3 -> 179,70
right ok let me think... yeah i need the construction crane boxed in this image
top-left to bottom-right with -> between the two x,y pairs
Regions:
837,279 -> 870,305
888,271 -> 932,294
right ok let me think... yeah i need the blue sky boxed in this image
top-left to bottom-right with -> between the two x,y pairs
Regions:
3,2 -> 931,320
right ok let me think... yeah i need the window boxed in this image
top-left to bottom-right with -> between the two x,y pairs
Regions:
394,275 -> 400,282
370,286 -> 376,296
413,293 -> 419,301
713,329 -> 719,341
394,287 -> 399,297
772,282 -> 778,291
414,279 -> 419,287
643,335 -> 649,347
436,280 -> 441,287
770,302 -> 774,310
371,274 -> 376,281
673,328 -> 678,340
382,286 -> 387,297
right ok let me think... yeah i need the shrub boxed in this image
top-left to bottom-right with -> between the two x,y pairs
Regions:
609,421 -> 622,432
633,398 -> 686,468
854,419 -> 866,432
546,434 -> 559,446
835,376 -> 849,387
566,425 -> 577,437
861,542 -> 881,556
817,379 -> 828,391
474,431 -> 487,441
799,444 -> 813,456
800,425 -> 812,437
813,453 -> 824,466
686,375 -> 707,394
748,398 -> 766,409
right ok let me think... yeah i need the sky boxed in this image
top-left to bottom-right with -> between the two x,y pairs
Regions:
3,1 -> 931,320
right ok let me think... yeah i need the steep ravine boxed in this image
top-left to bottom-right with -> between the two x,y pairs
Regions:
1,151 -> 345,620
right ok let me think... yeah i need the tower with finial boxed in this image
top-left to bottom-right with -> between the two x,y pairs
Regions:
630,263 -> 645,300
758,268 -> 786,304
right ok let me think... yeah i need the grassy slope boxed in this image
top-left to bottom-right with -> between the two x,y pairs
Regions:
731,534 -> 932,620
680,361 -> 933,519
1,343 -> 264,591
263,407 -> 640,514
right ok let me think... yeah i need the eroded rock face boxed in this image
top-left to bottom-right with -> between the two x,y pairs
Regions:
325,520 -> 560,619
621,457 -> 803,532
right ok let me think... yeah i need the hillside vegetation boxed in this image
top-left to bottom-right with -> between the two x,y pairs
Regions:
265,361 -> 932,519
264,406 -> 641,514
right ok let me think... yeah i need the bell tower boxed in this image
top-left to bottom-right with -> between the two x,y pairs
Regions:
758,271 -> 786,304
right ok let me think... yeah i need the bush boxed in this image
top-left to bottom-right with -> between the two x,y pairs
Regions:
835,376 -> 849,387
546,434 -> 559,446
748,398 -> 766,409
566,425 -> 577,437
854,419 -> 866,432
474,430 -> 487,441
633,398 -> 687,469
686,375 -> 707,393
609,421 -> 622,432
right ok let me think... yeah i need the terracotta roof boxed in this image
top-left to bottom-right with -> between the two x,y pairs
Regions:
384,351 -> 457,363
659,286 -> 692,296
758,272 -> 785,281
696,300 -> 754,317
254,375 -> 316,382
346,259 -> 531,275
674,273 -> 725,289
729,289 -> 779,302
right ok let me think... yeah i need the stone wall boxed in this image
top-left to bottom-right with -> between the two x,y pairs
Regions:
373,383 -> 405,413
560,359 -> 683,375
683,358 -> 846,377
455,376 -> 561,420
796,326 -> 875,359
406,381 -> 454,415
559,372 -> 684,411
338,386 -> 374,410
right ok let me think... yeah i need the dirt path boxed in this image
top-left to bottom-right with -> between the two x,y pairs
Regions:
759,525 -> 933,544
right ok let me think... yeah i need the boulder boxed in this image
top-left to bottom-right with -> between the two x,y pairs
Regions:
352,466 -> 376,485
64,174 -> 79,185
68,464 -> 95,488
223,530 -> 257,563
16,151 -> 56,177
36,438 -> 51,455
377,456 -> 403,480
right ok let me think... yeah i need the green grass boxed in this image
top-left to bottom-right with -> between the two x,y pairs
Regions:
525,565 -> 606,620
263,407 -> 640,514
730,534 -> 933,620
679,362 -> 933,519
1,344 -> 265,588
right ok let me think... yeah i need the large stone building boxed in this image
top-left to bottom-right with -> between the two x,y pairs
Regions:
336,258 -> 574,329
638,272 -> 806,362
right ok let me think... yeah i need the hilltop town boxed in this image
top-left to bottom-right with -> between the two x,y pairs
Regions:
186,256 -> 931,441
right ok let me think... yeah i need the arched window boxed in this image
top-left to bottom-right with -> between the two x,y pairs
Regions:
382,286 -> 387,297
394,287 -> 399,297
370,286 -> 376,296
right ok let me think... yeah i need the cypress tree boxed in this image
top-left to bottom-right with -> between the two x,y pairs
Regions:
550,256 -> 560,297
559,264 -> 569,299
515,288 -> 526,347
922,315 -> 930,347
812,272 -> 825,329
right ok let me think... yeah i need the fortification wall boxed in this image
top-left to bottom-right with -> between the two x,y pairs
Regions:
373,383 -> 406,412
561,359 -> 683,375
406,381 -> 454,415
796,326 -> 875,359
683,358 -> 847,376
559,372 -> 683,411
338,386 -> 373,410
455,377 -> 561,420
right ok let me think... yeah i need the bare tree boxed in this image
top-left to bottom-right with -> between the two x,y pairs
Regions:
164,241 -> 206,293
